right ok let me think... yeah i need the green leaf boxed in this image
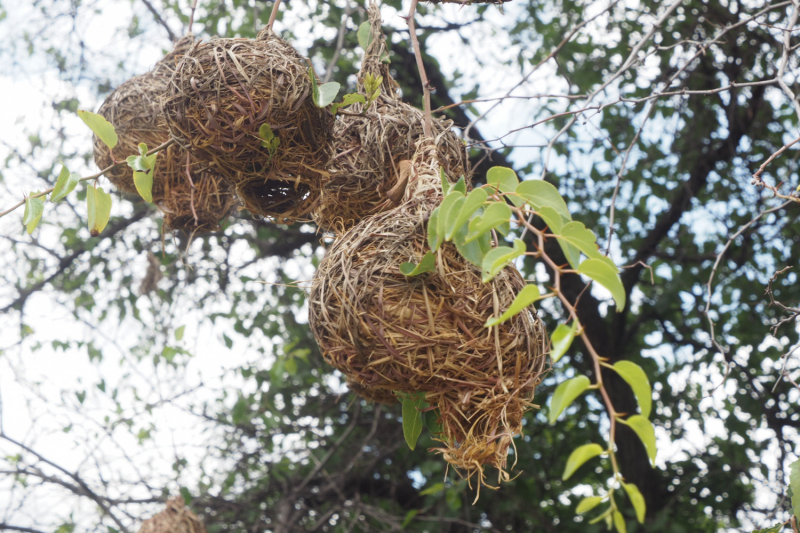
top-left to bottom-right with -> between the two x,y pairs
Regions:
753,525 -> 784,533
550,321 -> 578,364
562,443 -> 604,480
179,487 -> 193,505
428,207 -> 441,251
419,482 -> 445,496
612,361 -> 652,418
22,195 -> 45,234
516,179 -> 570,221
556,221 -> 603,259
175,325 -> 185,341
78,110 -> 118,149
443,196 -> 466,241
401,509 -> 418,528
401,392 -> 426,450
613,510 -> 626,533
452,176 -> 467,195
437,191 -> 465,243
86,186 -> 112,237
309,68 -> 340,107
576,496 -> 604,515
486,167 -> 522,206
465,201 -> 512,243
791,459 -> 800,520
259,123 -> 275,142
624,415 -> 657,466
133,164 -> 154,203
485,284 -> 541,328
454,223 -> 491,268
450,188 -> 488,241
357,21 -> 372,50
537,205 -> 565,233
578,258 -> 626,310
400,251 -> 436,277
51,164 -> 80,202
440,167 -> 450,196
425,409 -> 442,435
548,375 -> 591,423
622,482 -> 646,523
481,238 -> 525,282
330,93 -> 366,115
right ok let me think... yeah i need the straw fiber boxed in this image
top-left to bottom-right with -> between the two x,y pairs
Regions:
309,139 -> 548,484
347,379 -> 397,405
163,28 -> 334,224
138,497 -> 206,533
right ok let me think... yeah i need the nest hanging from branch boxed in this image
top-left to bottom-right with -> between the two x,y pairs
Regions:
309,139 -> 547,483
138,497 -> 206,533
312,4 -> 471,234
93,37 -> 236,232
163,28 -> 334,224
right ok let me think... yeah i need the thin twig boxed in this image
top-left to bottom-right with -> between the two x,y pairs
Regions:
324,0 -> 353,83
406,0 -> 433,138
188,0 -> 199,33
703,200 -> 794,394
268,0 -> 283,31
0,138 -> 175,219
141,0 -> 177,41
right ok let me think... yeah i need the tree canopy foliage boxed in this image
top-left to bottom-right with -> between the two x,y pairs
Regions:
0,0 -> 799,532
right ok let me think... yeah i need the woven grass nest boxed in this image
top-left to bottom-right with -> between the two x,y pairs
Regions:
346,379 -> 397,405
309,139 -> 548,484
163,28 -> 334,224
313,6 -> 470,234
138,497 -> 206,533
93,37 -> 237,232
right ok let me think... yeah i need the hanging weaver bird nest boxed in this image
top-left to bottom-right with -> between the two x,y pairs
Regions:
93,37 -> 236,232
346,379 -> 397,405
309,139 -> 547,485
163,28 -> 334,224
138,497 -> 206,533
312,4 -> 471,234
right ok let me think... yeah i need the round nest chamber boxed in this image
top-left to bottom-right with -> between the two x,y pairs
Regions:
309,138 -> 548,483
163,27 -> 334,224
93,36 -> 237,232
138,497 -> 206,533
312,4 -> 471,235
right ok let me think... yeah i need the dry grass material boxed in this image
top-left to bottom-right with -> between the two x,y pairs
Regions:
312,4 -> 470,234
163,28 -> 334,224
309,139 -> 548,485
93,37 -> 236,232
346,379 -> 397,405
138,497 -> 206,533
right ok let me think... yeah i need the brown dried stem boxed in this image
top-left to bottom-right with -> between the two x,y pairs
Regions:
406,0 -> 433,138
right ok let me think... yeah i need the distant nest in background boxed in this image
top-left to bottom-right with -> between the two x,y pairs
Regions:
94,36 -> 236,233
309,139 -> 548,483
312,3 -> 471,235
163,28 -> 334,224
138,497 -> 206,533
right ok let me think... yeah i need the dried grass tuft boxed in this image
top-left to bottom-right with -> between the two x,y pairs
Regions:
138,497 -> 206,533
309,138 -> 548,484
346,379 -> 398,405
163,28 -> 334,224
93,37 -> 236,232
312,4 -> 471,234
